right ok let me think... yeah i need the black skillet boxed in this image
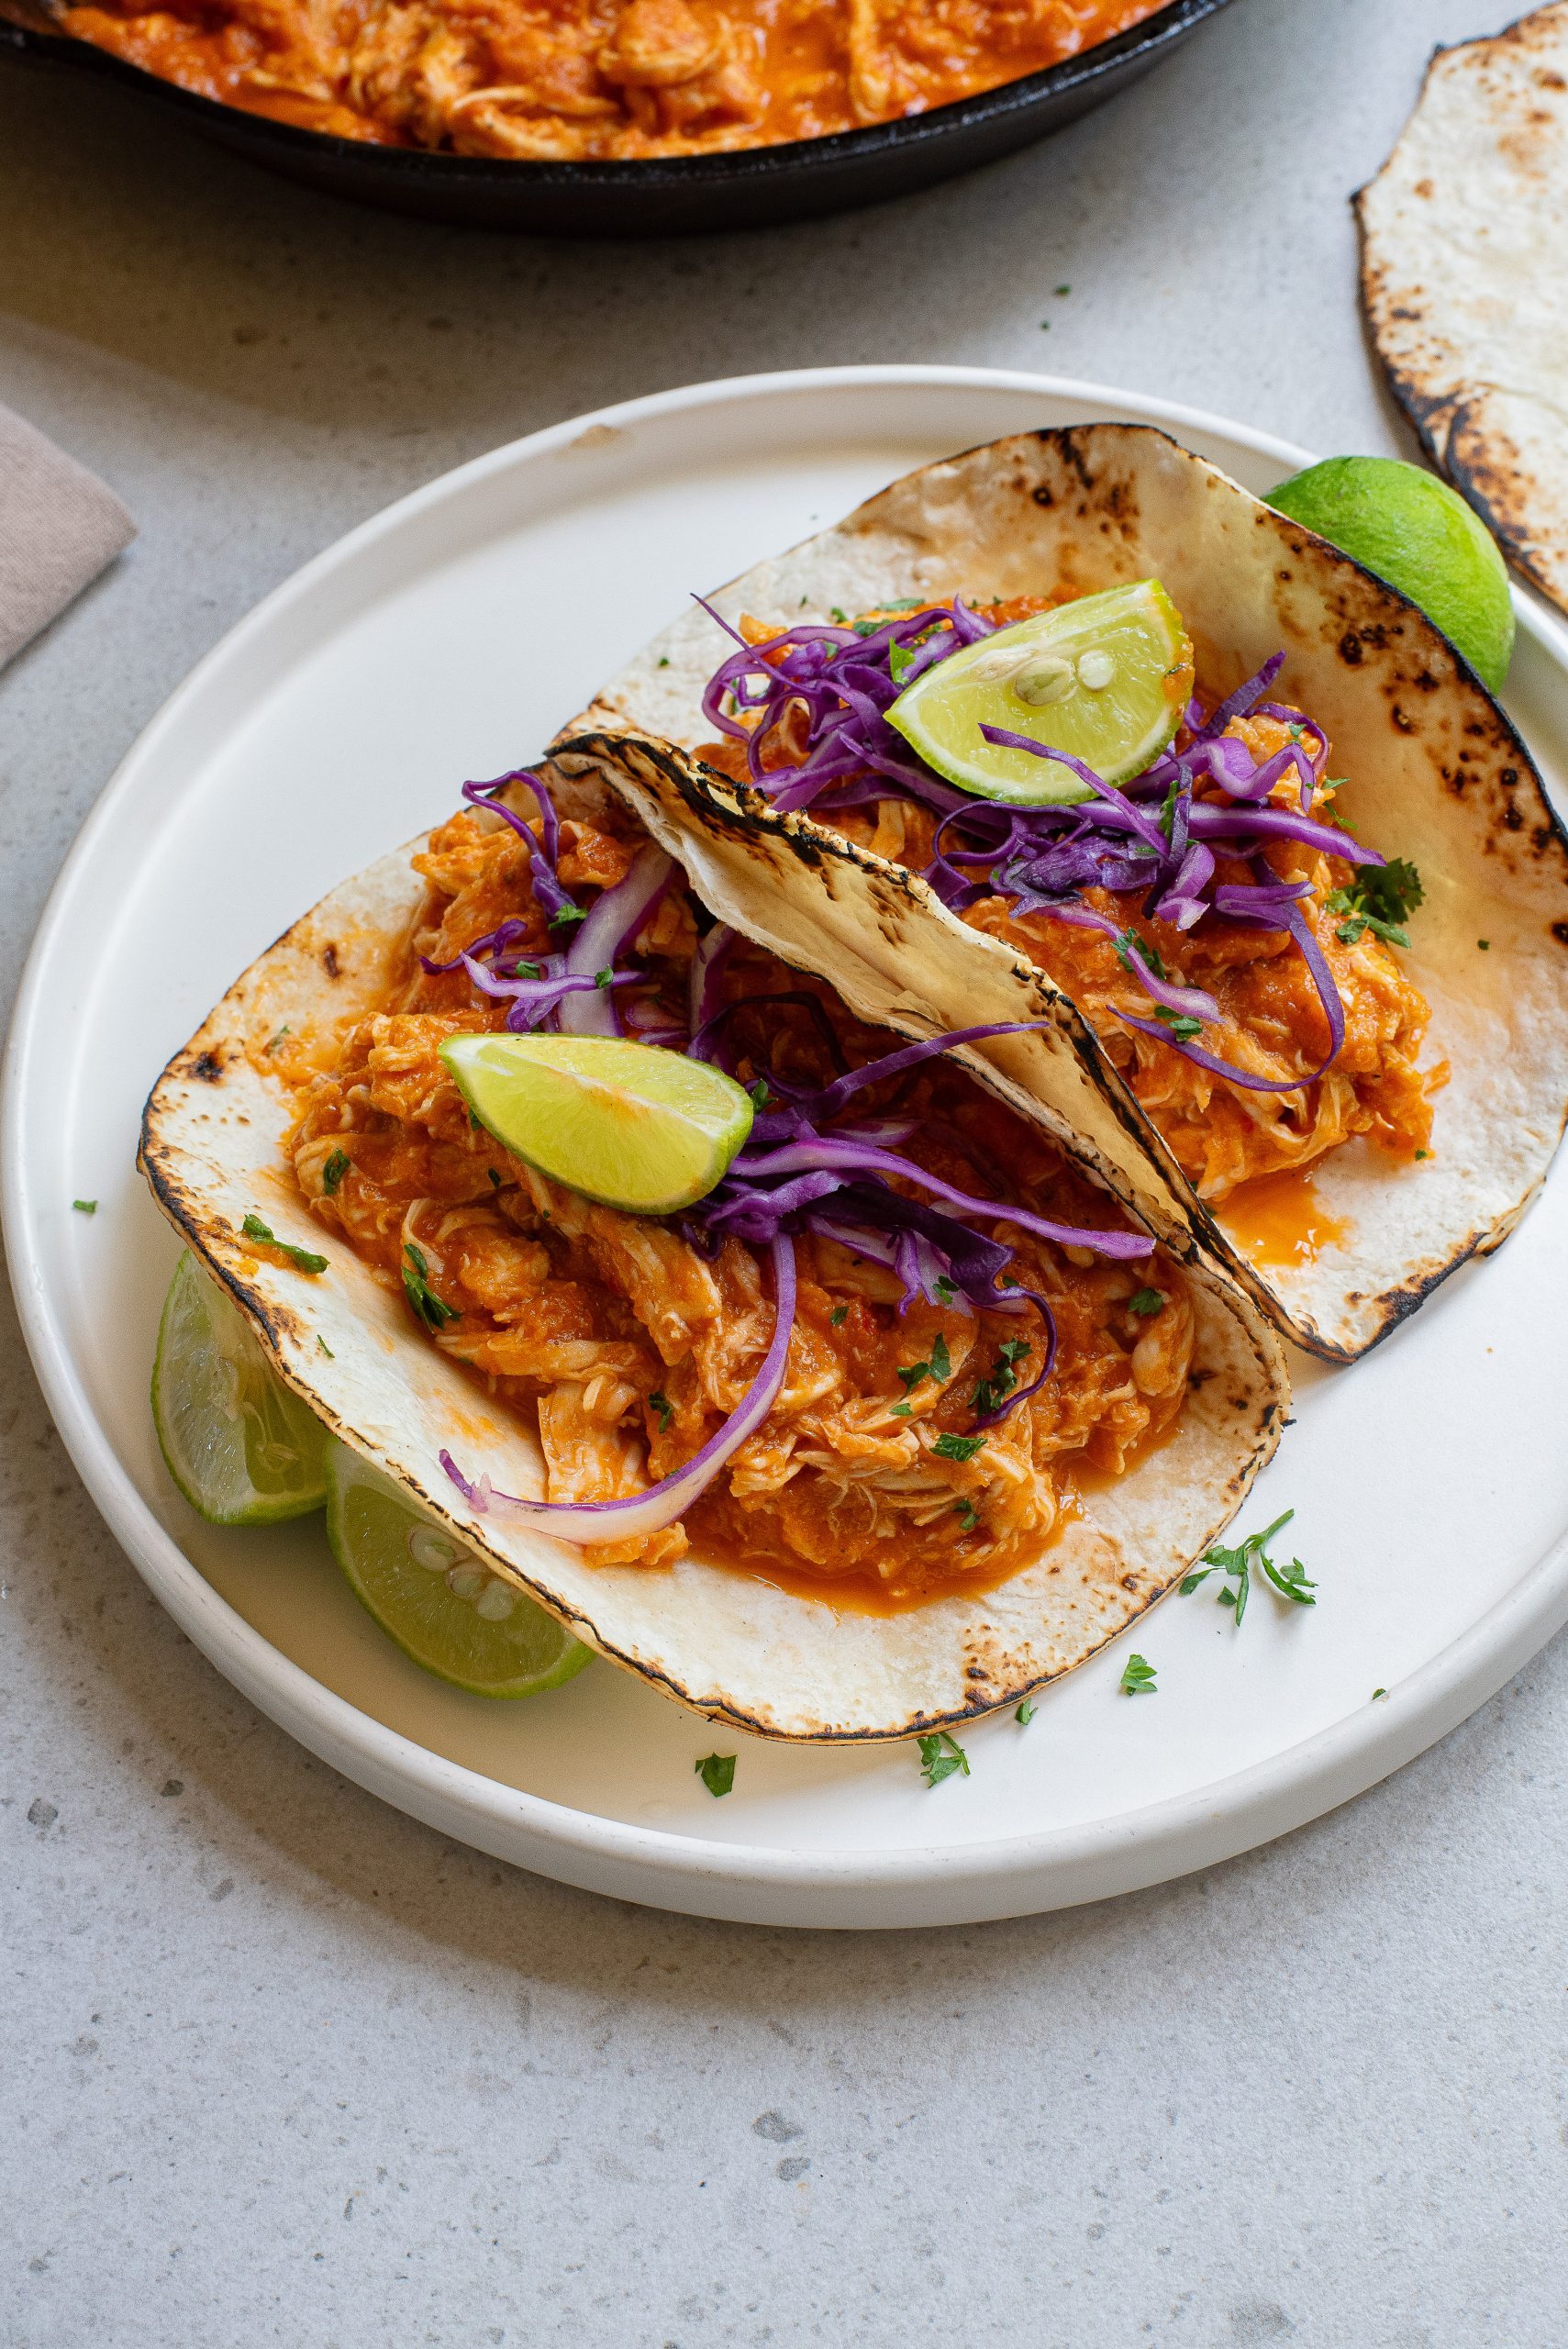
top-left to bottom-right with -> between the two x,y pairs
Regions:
0,0 -> 1240,236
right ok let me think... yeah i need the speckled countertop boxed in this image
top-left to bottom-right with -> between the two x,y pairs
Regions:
3,2 -> 1565,2340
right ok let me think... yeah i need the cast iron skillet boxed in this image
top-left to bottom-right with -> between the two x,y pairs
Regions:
0,0 -> 1239,236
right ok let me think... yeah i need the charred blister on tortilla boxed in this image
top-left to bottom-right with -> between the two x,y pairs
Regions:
283,768 -> 1207,1607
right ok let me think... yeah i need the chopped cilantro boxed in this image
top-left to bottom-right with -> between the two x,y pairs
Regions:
929,1332 -> 952,1381
317,1334 -> 333,1357
1478,938 -> 1490,951
748,1078 -> 775,1110
322,1148 -> 350,1197
895,1362 -> 929,1394
1154,1009 -> 1205,1041
549,903 -> 587,929
1181,1508 -> 1314,1625
888,639 -> 918,685
1119,1653 -> 1158,1696
1114,929 -> 1170,983
263,1024 -> 291,1054
487,1166 -> 504,1187
895,1333 -> 951,1398
933,1431 -> 986,1462
917,1731 -> 970,1788
973,1339 -> 1030,1417
1159,774 -> 1180,840
402,1241 -> 460,1330
829,606 -> 848,624
1414,1149 -> 1429,1161
933,1275 -> 957,1305
1327,856 -> 1423,948
829,1305 -> 848,1328
695,1753 -> 735,1798
240,1213 -> 327,1275
953,1498 -> 980,1531
658,656 -> 671,668
1129,1288 -> 1165,1317
1054,284 -> 1071,296
72,1198 -> 96,1215
891,1401 -> 913,1419
1372,1687 -> 1388,1702
1016,1697 -> 1036,1725
595,967 -> 615,990
648,1391 -> 674,1434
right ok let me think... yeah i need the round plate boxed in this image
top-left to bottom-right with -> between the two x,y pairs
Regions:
0,0 -> 1235,235
6,367 -> 1568,1930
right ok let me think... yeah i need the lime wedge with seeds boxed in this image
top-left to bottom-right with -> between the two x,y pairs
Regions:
152,1251 -> 327,1524
887,578 -> 1195,803
1267,456 -> 1514,692
439,1032 -> 754,1216
324,1439 -> 595,1698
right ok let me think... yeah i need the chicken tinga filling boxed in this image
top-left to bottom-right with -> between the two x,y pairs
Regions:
694,589 -> 1441,1203
284,777 -> 1197,1603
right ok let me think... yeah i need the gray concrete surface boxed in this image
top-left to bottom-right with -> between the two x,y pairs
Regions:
4,0 -> 1566,2340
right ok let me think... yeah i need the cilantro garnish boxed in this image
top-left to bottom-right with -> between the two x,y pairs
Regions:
1159,774 -> 1180,840
973,1339 -> 1030,1417
487,1167 -> 504,1188
695,1753 -> 735,1798
933,1431 -> 986,1463
322,1148 -> 350,1197
1181,1508 -> 1315,1625
240,1213 -> 327,1275
263,1024 -> 291,1054
895,1332 -> 952,1398
72,1198 -> 96,1215
891,1401 -> 913,1418
1154,1009 -> 1205,1041
933,1275 -> 957,1305
888,640 -> 918,685
1129,1288 -> 1165,1317
658,656 -> 671,669
1119,1653 -> 1158,1696
402,1241 -> 459,1330
1016,1697 -> 1036,1725
1478,938 -> 1490,951
1372,1687 -> 1388,1702
595,968 -> 615,990
1114,929 -> 1169,982
917,1731 -> 970,1788
748,1078 -> 775,1110
549,903 -> 587,929
953,1498 -> 980,1532
1327,856 -> 1424,949
829,606 -> 848,624
648,1391 -> 674,1434
317,1334 -> 334,1357
829,1305 -> 848,1328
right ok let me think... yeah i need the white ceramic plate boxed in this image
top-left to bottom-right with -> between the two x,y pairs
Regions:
7,366 -> 1568,1931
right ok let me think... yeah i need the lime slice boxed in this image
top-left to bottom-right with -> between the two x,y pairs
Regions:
886,578 -> 1195,804
1267,456 -> 1514,693
439,1031 -> 754,1215
151,1251 -> 327,1524
324,1439 -> 595,1698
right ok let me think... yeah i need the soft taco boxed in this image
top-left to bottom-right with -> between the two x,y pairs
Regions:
139,759 -> 1286,1741
565,424 -> 1568,1362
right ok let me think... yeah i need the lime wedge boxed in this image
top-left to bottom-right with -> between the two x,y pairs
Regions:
151,1251 -> 327,1524
1266,456 -> 1514,693
439,1031 -> 754,1215
887,578 -> 1195,803
324,1438 -> 595,1698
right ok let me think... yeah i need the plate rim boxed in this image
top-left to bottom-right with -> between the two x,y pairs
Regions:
8,361 -> 1568,1929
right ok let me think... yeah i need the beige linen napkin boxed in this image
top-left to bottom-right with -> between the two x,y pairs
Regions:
0,404 -> 136,672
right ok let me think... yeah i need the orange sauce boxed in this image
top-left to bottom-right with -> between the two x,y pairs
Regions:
1217,1166 -> 1355,1270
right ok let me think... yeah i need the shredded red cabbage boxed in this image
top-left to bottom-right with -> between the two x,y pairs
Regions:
695,599 -> 1393,1102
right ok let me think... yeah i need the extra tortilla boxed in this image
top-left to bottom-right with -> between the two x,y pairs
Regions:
139,764 -> 1286,1744
1359,4 -> 1568,619
566,423 -> 1568,1362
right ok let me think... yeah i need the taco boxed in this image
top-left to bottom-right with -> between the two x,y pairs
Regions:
566,424 -> 1568,1362
139,760 -> 1286,1741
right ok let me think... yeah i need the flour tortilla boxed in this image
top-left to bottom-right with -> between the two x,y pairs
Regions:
139,769 -> 1287,1743
566,423 -> 1568,1362
1358,4 -> 1568,618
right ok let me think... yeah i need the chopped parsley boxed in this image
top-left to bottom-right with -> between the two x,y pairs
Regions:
953,1498 -> 980,1532
648,1390 -> 674,1434
1119,1653 -> 1158,1696
1154,1009 -> 1205,1041
317,1334 -> 334,1357
402,1241 -> 460,1329
240,1213 -> 327,1275
322,1148 -> 351,1197
1181,1508 -> 1315,1625
1327,856 -> 1424,949
890,1401 -> 913,1418
695,1753 -> 736,1798
1016,1697 -> 1036,1725
829,1304 -> 848,1328
933,1431 -> 986,1463
895,1332 -> 952,1397
973,1338 -> 1030,1418
72,1198 -> 96,1215
917,1731 -> 970,1788
549,903 -> 587,929
1129,1288 -> 1165,1318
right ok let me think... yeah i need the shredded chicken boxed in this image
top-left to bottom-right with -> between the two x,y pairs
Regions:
286,799 -> 1194,1599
